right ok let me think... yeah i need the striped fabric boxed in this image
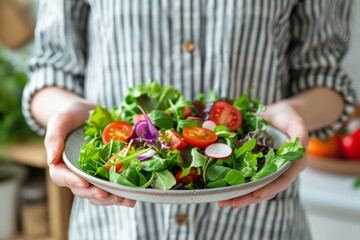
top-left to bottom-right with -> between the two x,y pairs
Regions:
22,0 -> 355,239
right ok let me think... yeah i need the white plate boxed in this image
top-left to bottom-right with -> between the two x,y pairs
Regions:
63,126 -> 291,204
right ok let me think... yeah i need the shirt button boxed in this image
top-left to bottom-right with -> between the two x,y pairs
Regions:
175,214 -> 188,225
182,41 -> 195,53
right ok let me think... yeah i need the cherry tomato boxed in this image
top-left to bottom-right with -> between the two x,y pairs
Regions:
102,121 -> 133,144
175,168 -> 201,185
163,130 -> 188,150
307,135 -> 341,158
340,128 -> 360,161
209,101 -> 242,131
182,126 -> 218,148
104,156 -> 124,172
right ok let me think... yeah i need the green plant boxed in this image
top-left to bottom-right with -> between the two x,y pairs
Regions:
0,49 -> 37,143
0,157 -> 15,181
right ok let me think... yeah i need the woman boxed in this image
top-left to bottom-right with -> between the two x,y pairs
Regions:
22,0 -> 356,239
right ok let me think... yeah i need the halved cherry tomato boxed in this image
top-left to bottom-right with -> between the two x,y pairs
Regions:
163,129 -> 188,150
209,101 -> 242,131
182,126 -> 218,148
175,168 -> 202,185
104,146 -> 131,172
104,156 -> 124,172
102,121 -> 133,144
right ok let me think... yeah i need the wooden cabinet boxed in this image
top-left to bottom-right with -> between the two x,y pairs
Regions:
4,140 -> 73,240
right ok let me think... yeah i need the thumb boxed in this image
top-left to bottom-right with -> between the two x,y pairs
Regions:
44,113 -> 72,165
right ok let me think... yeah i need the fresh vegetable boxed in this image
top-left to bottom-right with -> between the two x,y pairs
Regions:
77,82 -> 305,190
175,168 -> 202,185
204,143 -> 232,159
182,126 -> 218,148
104,156 -> 124,172
209,101 -> 242,131
132,106 -> 159,141
307,135 -> 341,158
161,129 -> 187,150
202,120 -> 217,131
307,103 -> 360,161
354,177 -> 360,189
102,121 -> 133,144
340,128 -> 360,160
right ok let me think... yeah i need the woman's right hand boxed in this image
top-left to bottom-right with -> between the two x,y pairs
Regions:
43,101 -> 136,207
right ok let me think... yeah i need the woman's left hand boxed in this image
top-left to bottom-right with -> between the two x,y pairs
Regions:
217,101 -> 309,208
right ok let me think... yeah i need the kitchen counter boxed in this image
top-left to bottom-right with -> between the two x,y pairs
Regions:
299,167 -> 360,240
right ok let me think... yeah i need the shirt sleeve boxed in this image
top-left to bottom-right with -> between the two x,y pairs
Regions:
22,0 -> 90,136
288,0 -> 357,139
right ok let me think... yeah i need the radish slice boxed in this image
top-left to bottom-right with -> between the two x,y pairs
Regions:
202,120 -> 217,131
204,143 -> 232,159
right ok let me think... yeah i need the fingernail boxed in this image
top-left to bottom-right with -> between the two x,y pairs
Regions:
234,201 -> 249,208
72,182 -> 85,188
121,199 -> 136,208
253,191 -> 266,198
218,203 -> 231,208
47,146 -> 57,165
96,194 -> 106,199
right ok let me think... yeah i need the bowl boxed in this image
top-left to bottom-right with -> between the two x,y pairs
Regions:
62,126 -> 292,204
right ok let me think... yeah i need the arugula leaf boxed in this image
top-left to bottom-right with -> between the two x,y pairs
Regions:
153,170 -> 177,190
233,90 -> 269,132
181,148 -> 209,178
119,81 -> 184,122
237,151 -> 262,178
78,139 -> 124,177
140,155 -> 177,172
205,164 -> 244,187
85,105 -> 113,139
251,163 -> 278,181
176,119 -> 202,132
251,138 -> 305,181
150,110 -> 175,129
234,138 -> 257,158
167,96 -> 192,119
110,165 -> 154,188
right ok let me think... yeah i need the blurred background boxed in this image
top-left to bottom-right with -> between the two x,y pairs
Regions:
0,0 -> 359,240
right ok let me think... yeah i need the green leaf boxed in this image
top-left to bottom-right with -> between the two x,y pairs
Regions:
234,138 -> 257,158
150,110 -> 175,129
140,155 -> 177,172
205,164 -> 244,187
223,169 -> 245,185
206,180 -> 227,188
109,172 -> 138,187
353,177 -> 360,189
153,170 -> 177,189
251,163 -> 277,181
181,148 -> 209,179
237,152 -> 262,177
85,105 -> 113,139
276,138 -> 305,156
176,119 -> 202,131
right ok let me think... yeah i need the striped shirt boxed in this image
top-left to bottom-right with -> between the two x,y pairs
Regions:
22,0 -> 355,239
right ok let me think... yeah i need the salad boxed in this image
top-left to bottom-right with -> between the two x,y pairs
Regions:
78,82 -> 305,190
